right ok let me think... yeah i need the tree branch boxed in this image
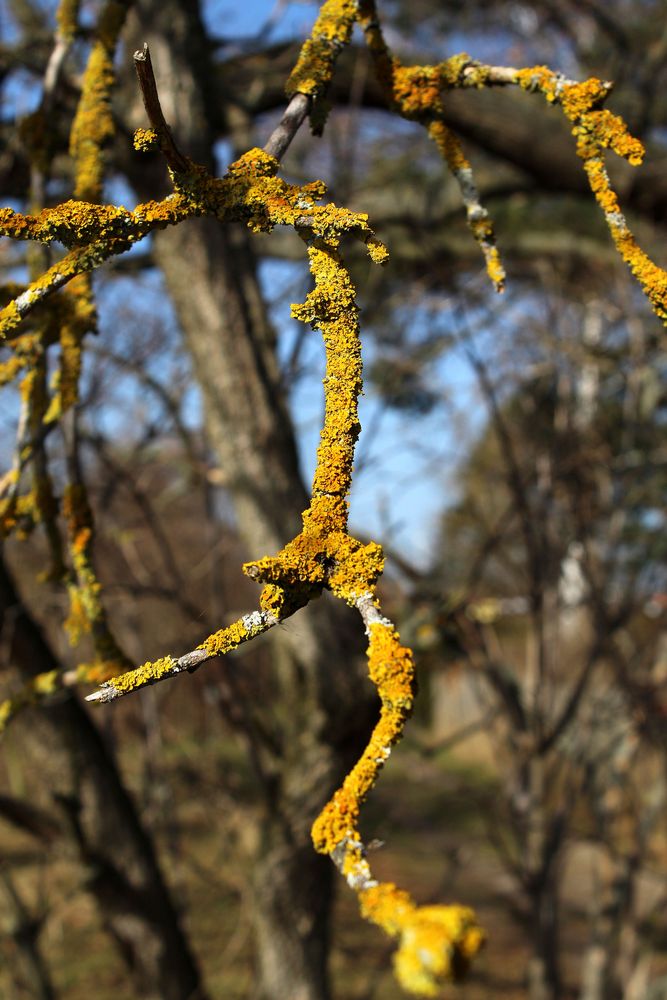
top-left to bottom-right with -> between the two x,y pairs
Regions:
133,42 -> 189,173
264,91 -> 310,160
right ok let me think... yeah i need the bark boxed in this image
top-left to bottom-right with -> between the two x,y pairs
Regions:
579,851 -> 641,1000
125,3 -> 375,998
0,552 -> 206,1000
527,879 -> 561,1000
519,759 -> 564,1000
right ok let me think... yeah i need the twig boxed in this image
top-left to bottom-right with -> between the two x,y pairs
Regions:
133,43 -> 189,174
264,92 -> 311,160
85,606 -> 280,702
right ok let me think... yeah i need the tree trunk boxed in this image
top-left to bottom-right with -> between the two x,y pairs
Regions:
125,3 -> 375,997
527,879 -> 561,1000
0,552 -> 206,1000
520,757 -> 563,1000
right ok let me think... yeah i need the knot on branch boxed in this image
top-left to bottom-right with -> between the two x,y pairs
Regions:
243,529 -> 384,607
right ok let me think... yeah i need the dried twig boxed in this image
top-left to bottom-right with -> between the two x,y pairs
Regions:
133,43 -> 189,173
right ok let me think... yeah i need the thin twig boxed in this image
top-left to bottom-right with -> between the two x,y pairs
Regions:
133,43 -> 189,173
85,606 -> 280,703
264,92 -> 311,161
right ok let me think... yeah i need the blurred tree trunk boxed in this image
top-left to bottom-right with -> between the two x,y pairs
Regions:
0,552 -> 206,1000
126,3 -> 374,998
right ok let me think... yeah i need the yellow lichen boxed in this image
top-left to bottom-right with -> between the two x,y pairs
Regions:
358,2 -> 505,290
56,0 -> 80,41
68,2 -> 128,202
133,127 -> 159,152
516,64 -> 667,324
70,47 -> 115,202
311,622 -> 415,858
286,0 -> 358,102
106,655 -> 177,695
358,884 -> 484,995
198,619 -> 252,656
61,483 -> 129,667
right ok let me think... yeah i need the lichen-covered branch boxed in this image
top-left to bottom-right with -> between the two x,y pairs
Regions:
0,0 -> 131,731
515,66 -> 667,321
284,0 -> 667,322
70,0 -> 132,202
81,149 -> 482,989
356,0 -> 505,291
85,603 -> 282,703
312,594 -> 485,995
3,2 -> 667,996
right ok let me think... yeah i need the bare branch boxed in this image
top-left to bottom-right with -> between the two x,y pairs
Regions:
264,92 -> 310,160
133,42 -> 189,174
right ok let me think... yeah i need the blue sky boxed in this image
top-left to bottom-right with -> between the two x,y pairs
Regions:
202,1 -> 322,41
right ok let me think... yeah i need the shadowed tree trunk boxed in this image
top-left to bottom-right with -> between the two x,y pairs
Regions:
123,3 -> 376,998
0,551 -> 206,1000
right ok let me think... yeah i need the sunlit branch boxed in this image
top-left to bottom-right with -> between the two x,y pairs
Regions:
86,605 -> 281,703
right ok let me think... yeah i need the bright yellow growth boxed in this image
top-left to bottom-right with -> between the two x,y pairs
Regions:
311,623 -> 415,856
134,127 -> 159,152
106,656 -> 177,695
70,2 -> 128,203
7,4 -> 667,997
56,0 -> 80,42
517,65 -> 667,321
286,0 -> 358,101
309,620 -> 485,995
361,886 -> 485,995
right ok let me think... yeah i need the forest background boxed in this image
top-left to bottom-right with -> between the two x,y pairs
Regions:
0,1 -> 666,999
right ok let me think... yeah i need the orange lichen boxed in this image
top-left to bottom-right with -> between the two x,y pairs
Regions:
45,276 -> 96,421
61,483 -> 129,667
357,3 -> 505,290
308,614 -> 485,995
70,46 -> 114,201
0,6 -> 495,986
311,622 -> 415,854
0,149 -> 387,341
